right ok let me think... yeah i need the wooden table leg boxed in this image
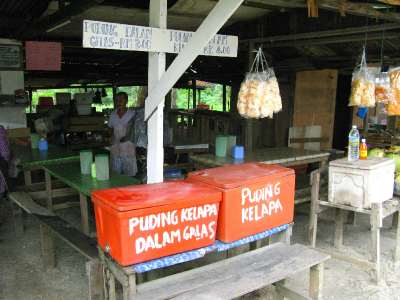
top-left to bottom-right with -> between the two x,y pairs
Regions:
392,211 -> 399,230
227,247 -> 237,258
80,193 -> 90,236
12,202 -> 24,236
105,268 -> 117,300
45,170 -> 53,212
122,273 -> 136,300
394,204 -> 400,261
24,170 -> 32,185
40,222 -> 55,271
347,211 -> 357,225
309,262 -> 324,300
309,172 -> 320,248
371,203 -> 382,284
86,260 -> 104,300
334,208 -> 344,250
319,159 -> 327,168
249,237 -> 269,250
275,279 -> 290,300
277,227 -> 292,245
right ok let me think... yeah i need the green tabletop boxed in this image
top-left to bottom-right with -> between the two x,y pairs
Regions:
42,162 -> 141,196
10,143 -> 80,168
190,147 -> 331,168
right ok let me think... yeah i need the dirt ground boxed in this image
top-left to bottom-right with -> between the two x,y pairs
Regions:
1,185 -> 400,300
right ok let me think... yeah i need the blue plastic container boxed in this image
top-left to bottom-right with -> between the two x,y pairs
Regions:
232,145 -> 244,159
38,140 -> 48,151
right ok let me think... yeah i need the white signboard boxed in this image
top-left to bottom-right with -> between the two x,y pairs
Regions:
82,20 -> 238,57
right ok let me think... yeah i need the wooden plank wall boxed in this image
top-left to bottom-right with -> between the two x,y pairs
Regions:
260,79 -> 293,147
293,69 -> 338,150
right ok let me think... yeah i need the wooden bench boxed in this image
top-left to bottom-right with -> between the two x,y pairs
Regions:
98,242 -> 330,300
8,191 -> 104,299
96,223 -> 330,300
308,166 -> 400,284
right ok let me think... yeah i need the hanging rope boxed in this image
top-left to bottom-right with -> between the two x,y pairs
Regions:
363,0 -> 371,47
380,6 -> 389,70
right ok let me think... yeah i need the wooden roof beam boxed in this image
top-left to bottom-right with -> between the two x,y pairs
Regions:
239,22 -> 400,44
20,0 -> 105,39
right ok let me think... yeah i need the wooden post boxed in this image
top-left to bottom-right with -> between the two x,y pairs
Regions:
192,79 -> 197,109
147,0 -> 167,184
223,84 -> 227,111
245,41 -> 255,150
187,89 -> 191,109
144,0 -> 244,121
29,86 -> 33,113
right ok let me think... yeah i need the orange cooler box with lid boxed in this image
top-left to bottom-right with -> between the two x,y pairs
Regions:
91,179 -> 222,266
188,162 -> 295,243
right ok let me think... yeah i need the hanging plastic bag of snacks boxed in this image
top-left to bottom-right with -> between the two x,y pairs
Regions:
237,48 -> 282,119
375,72 -> 391,103
386,66 -> 400,115
348,47 -> 376,107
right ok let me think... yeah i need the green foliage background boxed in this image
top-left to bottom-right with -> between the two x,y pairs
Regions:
31,84 -> 231,112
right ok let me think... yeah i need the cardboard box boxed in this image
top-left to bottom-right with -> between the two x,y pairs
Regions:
188,162 -> 295,243
91,179 -> 222,266
6,127 -> 31,139
328,157 -> 395,209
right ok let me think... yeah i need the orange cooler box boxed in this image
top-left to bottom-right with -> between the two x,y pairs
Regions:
91,179 -> 222,266
188,162 -> 295,243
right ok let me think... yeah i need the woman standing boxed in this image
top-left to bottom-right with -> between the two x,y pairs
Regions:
108,92 -> 137,177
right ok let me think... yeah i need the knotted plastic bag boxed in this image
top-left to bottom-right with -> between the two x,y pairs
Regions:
237,48 -> 282,119
348,47 -> 375,107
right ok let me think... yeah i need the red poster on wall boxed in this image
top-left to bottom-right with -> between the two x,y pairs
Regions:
25,41 -> 61,71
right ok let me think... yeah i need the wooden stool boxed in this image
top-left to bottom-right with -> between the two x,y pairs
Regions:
308,167 -> 400,284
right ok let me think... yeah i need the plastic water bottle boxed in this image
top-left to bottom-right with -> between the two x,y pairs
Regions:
348,125 -> 360,162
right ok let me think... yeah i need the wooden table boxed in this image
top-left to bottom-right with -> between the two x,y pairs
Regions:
165,139 -> 209,171
309,167 -> 400,284
43,162 -> 141,236
190,146 -> 330,169
10,143 -> 80,185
